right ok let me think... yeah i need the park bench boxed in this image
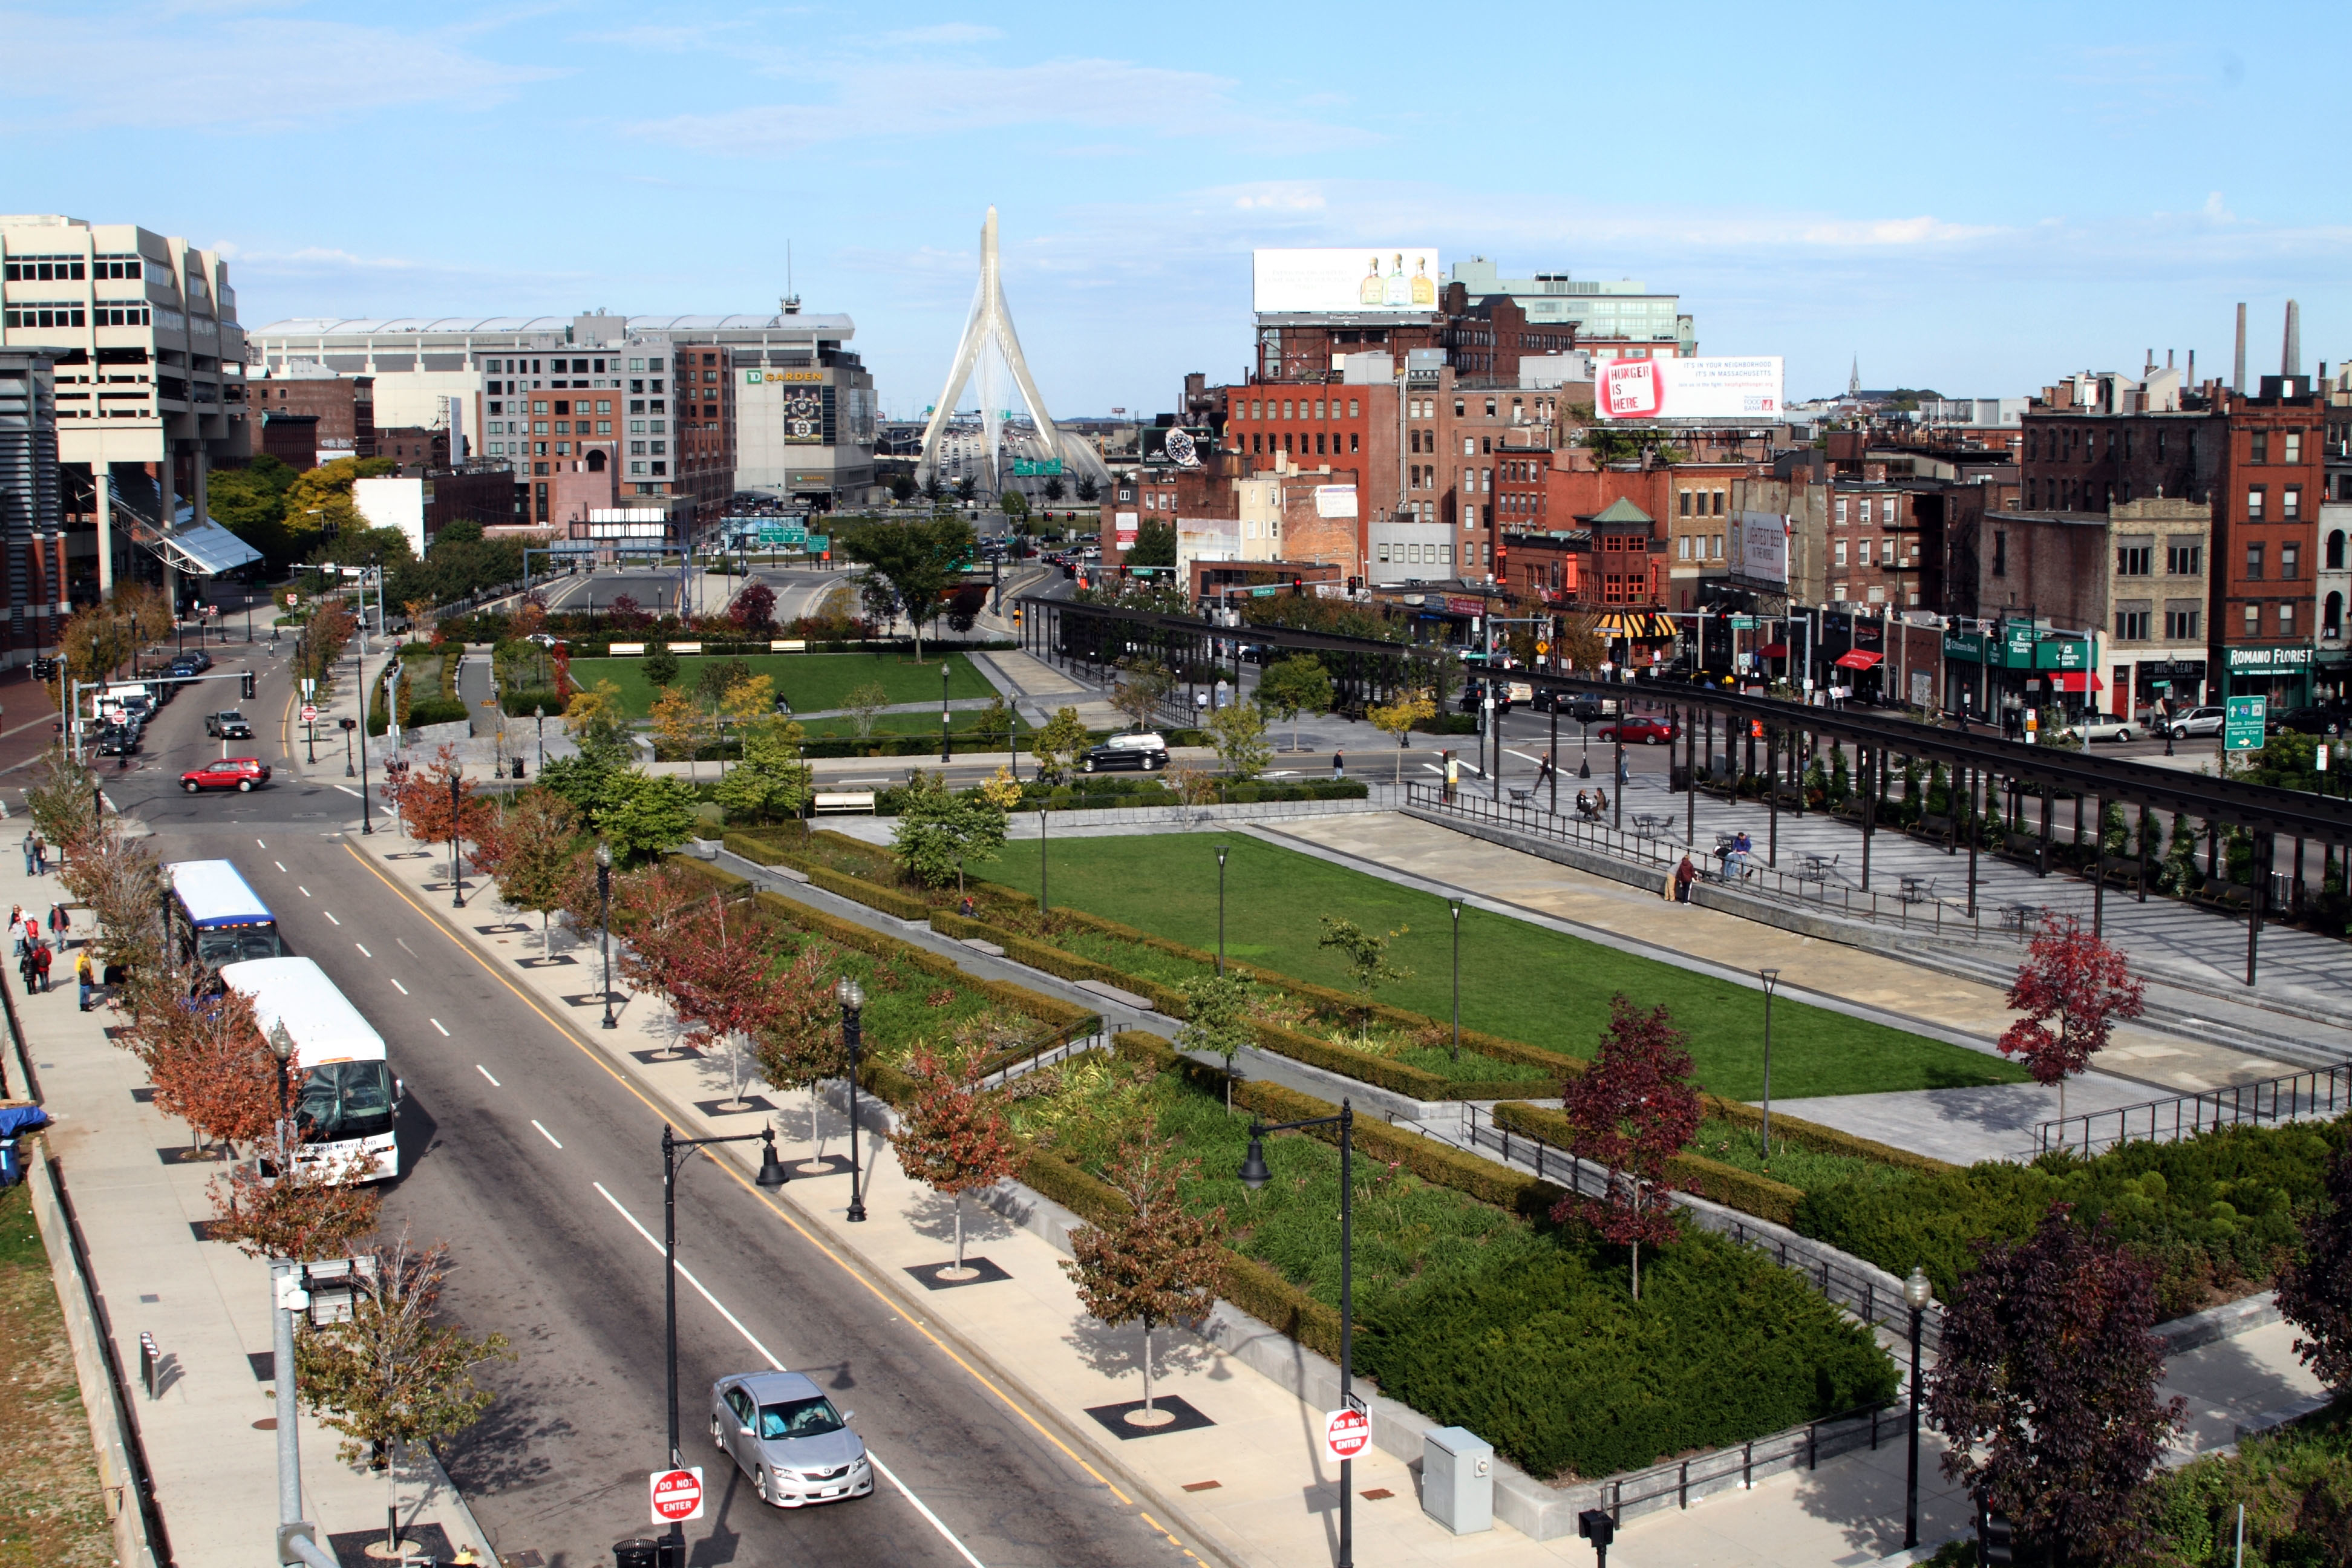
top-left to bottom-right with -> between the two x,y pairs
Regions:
1910,814 -> 1956,850
2193,875 -> 2254,915
811,789 -> 878,815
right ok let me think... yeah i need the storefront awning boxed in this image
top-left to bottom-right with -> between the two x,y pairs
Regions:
2051,671 -> 2106,692
1832,648 -> 1884,670
1592,611 -> 1676,638
1754,642 -> 1789,658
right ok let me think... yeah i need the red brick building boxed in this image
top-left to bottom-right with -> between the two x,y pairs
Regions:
249,364 -> 374,463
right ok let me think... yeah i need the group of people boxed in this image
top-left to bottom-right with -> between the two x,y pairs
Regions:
1572,788 -> 1611,822
10,903 -> 68,995
1717,831 -> 1756,879
19,830 -> 49,876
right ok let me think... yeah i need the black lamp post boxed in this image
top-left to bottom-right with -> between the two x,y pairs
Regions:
1239,1102 -> 1356,1568
838,976 -> 868,1223
342,717 -> 356,777
941,661 -> 952,763
1759,967 -> 1780,1163
595,840 -> 617,1030
1216,844 -> 1229,976
358,686 -> 373,837
661,1123 -> 787,1567
1903,1266 -> 1933,1549
1449,898 -> 1463,1062
534,704 -> 545,774
448,773 -> 465,909
1038,794 -> 1050,915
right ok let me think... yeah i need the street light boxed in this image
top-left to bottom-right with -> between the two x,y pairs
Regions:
534,704 -> 545,774
1215,844 -> 1229,976
838,976 -> 869,1223
1903,1266 -> 1934,1549
661,1122 -> 788,1568
1759,968 -> 1781,1164
1240,1101 -> 1357,1568
447,773 -> 465,909
941,661 -> 952,763
1449,898 -> 1463,1062
595,841 -> 616,1030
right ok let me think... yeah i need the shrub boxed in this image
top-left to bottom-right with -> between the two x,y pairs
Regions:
1494,1101 -> 1807,1228
403,697 -> 472,728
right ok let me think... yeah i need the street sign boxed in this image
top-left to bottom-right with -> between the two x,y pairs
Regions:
1730,615 -> 1757,630
650,1467 -> 705,1524
2224,696 -> 2267,751
299,704 -> 319,725
286,593 -> 298,606
1323,1408 -> 1370,1463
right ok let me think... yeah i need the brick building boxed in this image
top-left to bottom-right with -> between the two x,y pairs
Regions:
258,410 -> 317,469
376,424 -> 448,474
250,359 -> 373,463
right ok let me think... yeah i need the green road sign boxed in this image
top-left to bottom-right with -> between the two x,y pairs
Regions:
1729,615 -> 1757,630
2224,696 -> 2267,751
805,534 -> 829,554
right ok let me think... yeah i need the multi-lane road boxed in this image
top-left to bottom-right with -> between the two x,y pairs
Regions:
102,640 -> 1183,1568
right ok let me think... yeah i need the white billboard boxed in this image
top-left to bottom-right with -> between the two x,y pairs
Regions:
1254,249 -> 1444,314
1594,356 -> 1784,421
1736,511 -> 1789,587
352,477 -> 425,561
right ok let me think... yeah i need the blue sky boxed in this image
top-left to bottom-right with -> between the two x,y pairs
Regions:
5,0 -> 2348,415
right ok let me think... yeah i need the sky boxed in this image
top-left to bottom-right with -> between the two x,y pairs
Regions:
5,0 -> 2350,417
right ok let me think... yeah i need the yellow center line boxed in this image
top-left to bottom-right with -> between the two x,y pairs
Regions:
339,841 -> 1143,1514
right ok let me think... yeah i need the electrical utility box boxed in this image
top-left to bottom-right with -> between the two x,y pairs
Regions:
1421,1425 -> 1494,1534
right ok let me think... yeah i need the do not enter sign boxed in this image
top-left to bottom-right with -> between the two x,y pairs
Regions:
649,1467 -> 704,1523
299,704 -> 319,725
1323,1408 -> 1370,1463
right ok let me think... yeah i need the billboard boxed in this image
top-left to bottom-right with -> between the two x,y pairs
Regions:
1594,356 -> 1784,421
1313,485 -> 1359,518
1736,511 -> 1788,587
1253,249 -> 1444,314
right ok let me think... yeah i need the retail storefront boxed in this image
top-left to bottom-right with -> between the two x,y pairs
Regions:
2123,657 -> 2209,722
1942,620 -> 2098,730
2219,642 -> 2314,708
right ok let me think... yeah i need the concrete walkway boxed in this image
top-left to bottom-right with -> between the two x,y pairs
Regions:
1,854 -> 493,1568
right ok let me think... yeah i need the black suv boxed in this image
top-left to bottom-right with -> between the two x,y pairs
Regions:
2269,705 -> 2345,737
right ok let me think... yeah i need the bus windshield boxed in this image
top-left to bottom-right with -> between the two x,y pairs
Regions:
197,927 -> 281,969
297,1062 -> 397,1143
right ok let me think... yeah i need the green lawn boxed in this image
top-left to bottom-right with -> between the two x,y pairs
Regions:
982,834 -> 2030,1101
568,652 -> 996,718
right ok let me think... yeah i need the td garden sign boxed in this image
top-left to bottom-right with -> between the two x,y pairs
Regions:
2223,644 -> 2314,674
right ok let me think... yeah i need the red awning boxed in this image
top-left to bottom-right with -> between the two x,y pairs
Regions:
2051,671 -> 2105,692
1754,642 -> 1789,658
1833,648 -> 1884,670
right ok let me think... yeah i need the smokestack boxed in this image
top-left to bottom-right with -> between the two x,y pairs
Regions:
2145,348 -> 2156,377
2167,350 -> 2175,370
2283,299 -> 2303,377
2234,303 -> 2248,393
2188,349 -> 2195,388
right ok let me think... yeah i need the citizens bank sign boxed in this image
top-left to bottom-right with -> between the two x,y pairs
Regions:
2224,644 -> 2313,672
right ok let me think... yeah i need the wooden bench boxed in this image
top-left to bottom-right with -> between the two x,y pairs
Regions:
1831,799 -> 1866,823
1911,814 -> 1955,849
812,790 -> 878,815
2194,875 -> 2254,914
768,638 -> 809,653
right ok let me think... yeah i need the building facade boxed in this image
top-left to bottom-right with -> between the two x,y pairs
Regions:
249,359 -> 374,463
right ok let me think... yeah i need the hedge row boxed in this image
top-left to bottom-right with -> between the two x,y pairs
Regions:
1492,1101 -> 1808,1229
932,909 -> 1192,1013
723,832 -> 936,921
1696,1093 -> 1959,1178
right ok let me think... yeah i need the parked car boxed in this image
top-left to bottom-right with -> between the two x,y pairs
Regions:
180,757 -> 271,794
177,649 -> 214,673
2063,715 -> 2141,743
2167,705 -> 2227,739
1079,731 -> 1168,773
1596,717 -> 1680,745
1539,693 -> 1620,724
204,710 -> 254,740
2269,705 -> 2344,737
708,1371 -> 873,1509
1458,681 -> 1514,715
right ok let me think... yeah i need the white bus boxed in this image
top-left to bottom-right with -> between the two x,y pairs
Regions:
166,859 -> 283,972
218,957 -> 401,1183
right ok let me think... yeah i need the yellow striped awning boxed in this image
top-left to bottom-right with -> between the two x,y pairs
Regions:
1591,612 -> 1677,638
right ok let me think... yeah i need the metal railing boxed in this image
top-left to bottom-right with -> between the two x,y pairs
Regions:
2037,1060 -> 2352,1155
1596,1400 -> 1907,1524
1406,783 -> 1987,936
975,1016 -> 1105,1091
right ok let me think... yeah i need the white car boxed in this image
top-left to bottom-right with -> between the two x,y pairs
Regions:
2064,716 -> 2139,743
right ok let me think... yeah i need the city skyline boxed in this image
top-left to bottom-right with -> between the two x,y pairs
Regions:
4,0 -> 2347,415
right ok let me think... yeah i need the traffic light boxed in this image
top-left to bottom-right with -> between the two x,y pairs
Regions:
241,671 -> 256,700
1290,575 -> 1304,596
1978,1506 -> 2014,1567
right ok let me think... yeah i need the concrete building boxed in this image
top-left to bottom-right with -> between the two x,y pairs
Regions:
1445,259 -> 1694,367
1,214 -> 260,606
0,350 -> 67,657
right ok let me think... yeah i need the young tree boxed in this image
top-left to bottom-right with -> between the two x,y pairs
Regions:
627,894 -> 788,1107
480,790 -> 580,955
1206,700 -> 1272,782
844,680 -> 891,740
207,1152 -> 383,1262
1060,1137 -> 1223,1425
1367,691 -> 1436,782
1109,659 -> 1175,731
1549,995 -> 1701,1300
648,686 -> 714,774
562,678 -> 636,768
730,580 -> 779,634
892,771 -> 1008,895
1926,1206 -> 2184,1566
1257,656 -> 1334,752
394,743 -> 491,861
138,985 -> 287,1157
838,514 -> 975,661
1031,705 -> 1091,783
1315,916 -> 1411,1043
716,716 -> 813,824
2276,1145 -> 2352,1393
1174,972 -> 1255,1113
889,1047 -> 1019,1275
294,1235 -> 514,1560
59,817 -> 164,979
25,744 -> 99,857
590,769 -> 700,862
748,944 -> 849,1166
1997,915 -> 2146,1124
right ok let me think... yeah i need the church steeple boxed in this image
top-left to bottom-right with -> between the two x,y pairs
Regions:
1849,355 -> 1860,396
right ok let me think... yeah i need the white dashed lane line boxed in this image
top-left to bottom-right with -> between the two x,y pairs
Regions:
354,944 -> 370,958
334,785 -> 362,799
297,886 -> 310,897
430,1019 -> 449,1036
476,1065 -> 500,1088
256,839 -> 267,849
388,979 -> 409,995
531,1120 -> 562,1149
274,861 -> 287,872
324,912 -> 341,926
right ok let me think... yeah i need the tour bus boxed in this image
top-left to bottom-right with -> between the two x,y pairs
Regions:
166,859 -> 283,972
218,957 -> 401,1183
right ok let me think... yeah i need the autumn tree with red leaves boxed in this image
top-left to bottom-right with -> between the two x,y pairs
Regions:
1926,1205 -> 2183,1566
1550,995 -> 1701,1301
1062,1137 -> 1223,1425
749,944 -> 845,1165
623,893 -> 790,1107
392,743 -> 492,854
889,1047 -> 1019,1275
474,789 -> 581,955
140,985 -> 290,1158
208,1154 -> 382,1262
2276,1145 -> 2352,1393
1998,915 -> 2146,1125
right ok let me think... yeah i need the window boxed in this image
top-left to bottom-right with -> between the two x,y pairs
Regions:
1348,399 -> 1359,417
2247,486 -> 2267,520
2116,542 -> 2152,575
2285,430 -> 2304,463
2281,601 -> 2297,633
532,400 -> 549,414
1835,497 -> 1848,525
1680,490 -> 1693,516
2332,531 -> 2348,571
1453,398 -> 1465,417
2245,603 -> 2261,635
2167,539 -> 2203,576
1834,538 -> 1848,567
1713,491 -> 1726,516
596,420 -> 612,434
2285,485 -> 2302,520
554,420 -> 570,436
2246,541 -> 2265,579
3,305 -> 87,327
1463,437 -> 1475,456
2251,431 -> 2270,463
1678,535 -> 1692,560
2115,609 -> 2152,641
1350,433 -> 1359,452
532,420 -> 549,435
1992,531 -> 2008,577
2164,604 -> 2200,641
627,358 -> 644,371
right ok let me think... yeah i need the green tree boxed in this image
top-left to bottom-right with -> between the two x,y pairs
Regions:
209,455 -> 300,560
844,680 -> 891,740
1316,916 -> 1411,1041
1367,691 -> 1435,782
1175,972 -> 1255,1113
1031,705 -> 1090,782
641,644 -> 681,689
1110,658 -> 1175,731
1256,655 -> 1333,751
590,770 -> 699,860
1076,474 -> 1100,503
715,719 -> 813,823
1060,1137 -> 1223,1425
1000,488 -> 1030,523
25,744 -> 99,857
838,514 -> 975,661
1128,517 -> 1177,568
1207,700 -> 1271,781
891,770 -> 1008,894
480,789 -> 580,955
1043,475 -> 1067,502
561,678 -> 636,768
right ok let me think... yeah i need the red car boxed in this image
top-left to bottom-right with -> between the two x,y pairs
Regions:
181,757 -> 272,794
1596,717 -> 1679,745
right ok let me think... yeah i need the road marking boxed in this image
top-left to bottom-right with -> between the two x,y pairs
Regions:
256,839 -> 267,849
324,912 -> 341,926
354,943 -> 371,958
389,978 -> 409,995
430,1018 -> 449,1036
397,938 -> 416,956
298,886 -> 310,897
476,1065 -> 500,1087
590,1182 -> 986,1568
335,785 -> 362,799
275,861 -> 287,872
531,1119 -> 562,1149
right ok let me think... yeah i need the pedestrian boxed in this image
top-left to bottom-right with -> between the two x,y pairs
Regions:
31,939 -> 51,994
47,903 -> 65,942
1534,750 -> 1555,791
32,835 -> 45,875
1674,854 -> 1697,904
1593,786 -> 1610,819
18,830 -> 30,876
8,907 -> 21,961
1331,747 -> 1345,780
75,947 -> 93,1011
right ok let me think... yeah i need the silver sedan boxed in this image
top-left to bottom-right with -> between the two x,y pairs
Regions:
708,1371 -> 874,1508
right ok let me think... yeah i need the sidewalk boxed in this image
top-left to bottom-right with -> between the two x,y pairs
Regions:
0,855 -> 493,1568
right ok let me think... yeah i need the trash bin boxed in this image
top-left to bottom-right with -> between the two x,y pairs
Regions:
1421,1425 -> 1493,1534
612,1540 -> 659,1568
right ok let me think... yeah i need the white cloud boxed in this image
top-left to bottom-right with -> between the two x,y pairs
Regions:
872,22 -> 1001,45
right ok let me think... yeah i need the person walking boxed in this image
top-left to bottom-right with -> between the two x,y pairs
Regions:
1533,749 -> 1556,792
32,835 -> 46,875
75,947 -> 93,1012
47,903 -> 66,944
1331,747 -> 1345,781
1674,854 -> 1697,904
31,939 -> 52,994
19,831 -> 31,876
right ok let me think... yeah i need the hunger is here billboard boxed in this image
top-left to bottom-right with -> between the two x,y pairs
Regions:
1595,356 -> 1784,421
1254,249 -> 1444,313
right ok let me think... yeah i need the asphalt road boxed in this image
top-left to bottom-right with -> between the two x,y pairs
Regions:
108,656 -> 1185,1568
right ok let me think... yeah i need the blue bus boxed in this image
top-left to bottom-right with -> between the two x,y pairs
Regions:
166,859 -> 283,972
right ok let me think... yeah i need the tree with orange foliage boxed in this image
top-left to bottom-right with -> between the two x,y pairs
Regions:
396,743 -> 492,857
748,943 -> 844,1165
140,984 -> 292,1159
890,1047 -> 1018,1274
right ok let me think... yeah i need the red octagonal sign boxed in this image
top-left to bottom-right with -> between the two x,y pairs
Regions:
650,1467 -> 704,1524
1323,1408 -> 1370,1463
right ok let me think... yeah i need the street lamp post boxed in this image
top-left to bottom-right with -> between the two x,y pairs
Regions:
595,841 -> 617,1030
1449,898 -> 1463,1062
838,977 -> 869,1223
661,1123 -> 788,1567
941,661 -> 952,763
447,774 -> 465,909
1039,794 -> 1050,914
1759,968 -> 1780,1163
1216,844 -> 1229,976
534,704 -> 545,774
1903,1267 -> 1933,1549
1240,1103 -> 1356,1568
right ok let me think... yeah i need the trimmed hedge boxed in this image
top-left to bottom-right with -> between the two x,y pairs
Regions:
406,696 -> 471,727
1697,1092 -> 1960,1178
805,863 -> 929,921
1493,1100 -> 1807,1229
932,909 -> 1192,1013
